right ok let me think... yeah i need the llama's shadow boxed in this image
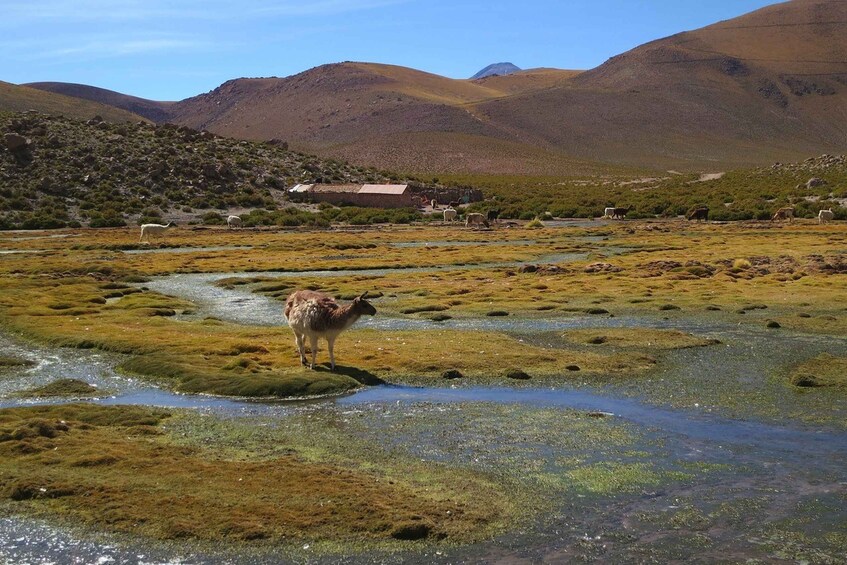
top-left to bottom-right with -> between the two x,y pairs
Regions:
315,364 -> 386,386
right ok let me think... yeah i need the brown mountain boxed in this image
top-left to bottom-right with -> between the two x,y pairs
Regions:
0,81 -> 147,123
166,63 -> 588,175
25,82 -> 173,122
168,0 -> 847,172
24,0 -> 847,173
477,0 -> 847,168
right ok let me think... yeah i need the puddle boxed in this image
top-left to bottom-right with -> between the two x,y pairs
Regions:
0,233 -> 80,241
543,219 -> 612,228
0,250 -> 45,254
0,333 -> 158,402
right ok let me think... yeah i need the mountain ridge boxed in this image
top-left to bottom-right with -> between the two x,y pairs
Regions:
470,63 -> 521,79
11,0 -> 847,173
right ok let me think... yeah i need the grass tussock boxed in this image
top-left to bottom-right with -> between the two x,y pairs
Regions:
789,354 -> 847,389
0,404 -> 506,544
14,379 -> 104,398
0,356 -> 35,368
563,328 -> 720,350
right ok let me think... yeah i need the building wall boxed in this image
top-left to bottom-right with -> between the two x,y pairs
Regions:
308,191 -> 413,208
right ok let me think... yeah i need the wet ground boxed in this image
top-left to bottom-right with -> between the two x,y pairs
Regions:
2,293 -> 847,563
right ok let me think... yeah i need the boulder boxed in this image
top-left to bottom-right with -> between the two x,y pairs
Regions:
4,133 -> 29,151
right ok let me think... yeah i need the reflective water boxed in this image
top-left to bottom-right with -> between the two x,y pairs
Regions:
3,305 -> 847,562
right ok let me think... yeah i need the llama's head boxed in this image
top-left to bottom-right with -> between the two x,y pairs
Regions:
353,292 -> 377,316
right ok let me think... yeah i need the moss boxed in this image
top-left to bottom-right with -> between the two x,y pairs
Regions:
789,354 -> 847,388
15,379 -> 105,398
505,369 -> 531,380
118,355 -> 362,398
563,328 -> 719,350
0,404 -> 507,544
0,356 -> 35,368
565,462 -> 669,494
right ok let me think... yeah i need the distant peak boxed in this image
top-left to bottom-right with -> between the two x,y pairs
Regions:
470,62 -> 521,80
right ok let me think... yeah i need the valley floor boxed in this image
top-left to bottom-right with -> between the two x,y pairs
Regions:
1,219 -> 846,562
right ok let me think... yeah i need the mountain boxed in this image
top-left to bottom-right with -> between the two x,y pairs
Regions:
470,63 -> 521,79
0,81 -> 147,123
165,62 -> 588,175
23,0 -> 847,173
477,0 -> 847,168
165,1 -> 847,172
25,82 -> 173,122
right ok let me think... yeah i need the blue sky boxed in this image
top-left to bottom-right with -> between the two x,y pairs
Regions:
1,0 -> 779,101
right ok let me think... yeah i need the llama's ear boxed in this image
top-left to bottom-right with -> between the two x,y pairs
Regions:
359,291 -> 369,300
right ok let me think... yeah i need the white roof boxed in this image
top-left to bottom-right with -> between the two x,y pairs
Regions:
288,184 -> 314,193
359,184 -> 408,195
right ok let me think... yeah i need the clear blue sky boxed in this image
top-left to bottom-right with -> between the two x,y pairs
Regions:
1,0 -> 780,101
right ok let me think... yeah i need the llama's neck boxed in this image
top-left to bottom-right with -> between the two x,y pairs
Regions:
327,304 -> 361,331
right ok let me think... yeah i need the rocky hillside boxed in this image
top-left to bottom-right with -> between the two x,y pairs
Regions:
25,82 -> 174,123
0,81 -> 146,124
0,111 -> 423,230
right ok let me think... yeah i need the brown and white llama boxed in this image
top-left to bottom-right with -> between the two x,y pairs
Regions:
283,290 -> 376,371
772,207 -> 795,222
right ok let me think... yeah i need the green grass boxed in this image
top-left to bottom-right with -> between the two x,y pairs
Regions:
14,379 -> 105,398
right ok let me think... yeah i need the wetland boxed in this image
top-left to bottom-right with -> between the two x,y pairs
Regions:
1,220 -> 847,563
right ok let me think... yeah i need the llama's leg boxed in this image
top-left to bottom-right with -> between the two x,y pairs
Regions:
308,335 -> 318,369
294,333 -> 306,366
327,336 -> 336,372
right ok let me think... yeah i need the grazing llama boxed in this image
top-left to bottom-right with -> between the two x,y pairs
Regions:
772,207 -> 795,222
139,222 -> 175,243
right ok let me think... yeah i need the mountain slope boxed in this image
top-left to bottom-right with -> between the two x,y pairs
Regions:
48,0 -> 847,173
25,82 -> 173,122
0,81 -> 147,123
470,63 -> 521,79
166,62 -> 587,174
478,0 -> 847,167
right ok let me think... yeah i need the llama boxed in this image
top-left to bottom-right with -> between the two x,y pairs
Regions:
612,206 -> 631,220
772,207 -> 795,222
227,215 -> 242,229
602,207 -> 615,219
819,209 -> 835,224
139,222 -> 176,243
687,207 -> 709,222
284,290 -> 376,371
443,208 -> 457,222
465,213 -> 489,228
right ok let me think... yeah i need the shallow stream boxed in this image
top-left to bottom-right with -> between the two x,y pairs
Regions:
2,301 -> 847,563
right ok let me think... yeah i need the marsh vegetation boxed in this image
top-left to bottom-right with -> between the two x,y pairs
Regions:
1,219 -> 846,562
